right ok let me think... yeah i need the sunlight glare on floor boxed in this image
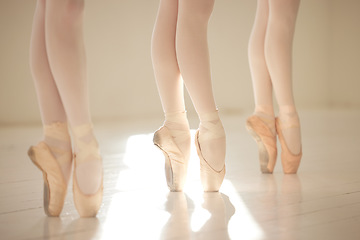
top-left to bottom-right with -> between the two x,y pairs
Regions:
102,131 -> 264,239
114,133 -> 166,191
102,133 -> 171,239
222,179 -> 265,239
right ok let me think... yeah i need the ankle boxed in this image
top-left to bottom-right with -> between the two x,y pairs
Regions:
72,123 -> 101,163
163,111 -> 191,159
278,105 -> 300,128
164,111 -> 190,130
279,105 -> 298,118
253,110 -> 276,136
197,110 -> 226,171
254,105 -> 275,117
277,106 -> 302,155
71,123 -> 102,195
43,122 -> 71,149
198,110 -> 225,138
43,122 -> 72,183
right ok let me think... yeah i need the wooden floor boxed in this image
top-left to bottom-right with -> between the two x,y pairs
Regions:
1,109 -> 360,240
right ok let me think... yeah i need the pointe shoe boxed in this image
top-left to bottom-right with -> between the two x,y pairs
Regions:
28,142 -> 70,217
275,118 -> 302,174
153,126 -> 188,191
73,155 -> 103,218
246,115 -> 277,173
195,130 -> 225,192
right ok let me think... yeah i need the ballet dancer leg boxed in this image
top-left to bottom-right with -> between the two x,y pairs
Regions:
266,0 -> 302,173
246,0 -> 277,173
177,0 -> 225,191
152,0 -> 191,191
28,0 -> 72,216
45,0 -> 102,216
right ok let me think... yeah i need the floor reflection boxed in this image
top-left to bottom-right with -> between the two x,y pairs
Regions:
224,179 -> 265,239
160,192 -> 235,240
64,218 -> 100,239
278,174 -> 303,240
193,193 -> 235,239
39,217 -> 100,239
99,132 -> 301,239
160,192 -> 191,239
43,217 -> 63,239
235,174 -> 303,239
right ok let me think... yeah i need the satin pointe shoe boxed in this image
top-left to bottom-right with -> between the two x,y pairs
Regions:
72,124 -> 103,218
72,155 -> 103,217
28,142 -> 70,217
246,115 -> 277,173
275,117 -> 302,174
195,130 -> 225,192
153,126 -> 188,191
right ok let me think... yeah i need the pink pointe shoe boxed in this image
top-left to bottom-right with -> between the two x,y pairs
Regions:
246,115 -> 277,173
28,142 -> 70,217
195,130 -> 225,192
72,155 -> 103,217
71,123 -> 103,218
275,117 -> 302,174
153,126 -> 189,191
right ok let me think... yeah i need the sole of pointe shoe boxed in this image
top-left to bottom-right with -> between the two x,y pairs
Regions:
246,123 -> 273,174
154,144 -> 184,192
153,127 -> 187,192
43,183 -> 51,216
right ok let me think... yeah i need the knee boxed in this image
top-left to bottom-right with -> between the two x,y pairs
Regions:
180,0 -> 214,23
248,41 -> 265,58
37,0 -> 46,9
269,0 -> 299,24
30,57 -> 48,82
47,0 -> 85,27
64,0 -> 85,24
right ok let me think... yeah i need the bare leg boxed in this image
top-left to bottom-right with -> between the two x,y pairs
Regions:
45,0 -> 101,194
266,0 -> 301,154
177,0 -> 225,171
248,0 -> 275,135
30,0 -> 72,182
152,0 -> 191,159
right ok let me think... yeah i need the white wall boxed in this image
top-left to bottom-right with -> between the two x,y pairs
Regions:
329,0 -> 360,107
0,0 -> 359,125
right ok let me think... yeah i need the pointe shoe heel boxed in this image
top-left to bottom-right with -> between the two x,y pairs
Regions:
153,127 -> 188,192
195,130 -> 225,192
73,156 -> 103,218
246,115 -> 277,173
28,142 -> 68,217
275,118 -> 302,174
